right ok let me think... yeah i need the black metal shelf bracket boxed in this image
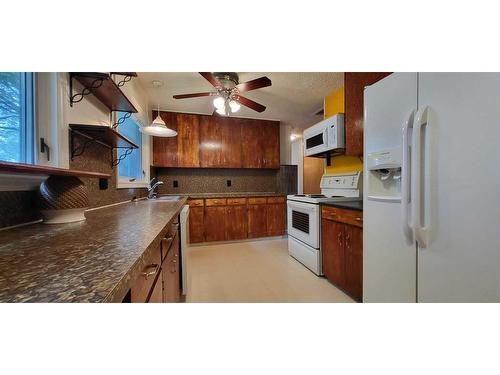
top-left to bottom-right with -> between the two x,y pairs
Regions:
114,73 -> 133,87
111,148 -> 134,167
112,112 -> 132,129
69,73 -> 106,107
70,129 -> 136,168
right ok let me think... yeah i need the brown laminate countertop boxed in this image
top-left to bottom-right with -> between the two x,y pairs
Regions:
320,200 -> 363,211
163,192 -> 286,199
0,198 -> 187,303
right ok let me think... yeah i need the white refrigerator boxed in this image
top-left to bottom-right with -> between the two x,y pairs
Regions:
363,73 -> 500,302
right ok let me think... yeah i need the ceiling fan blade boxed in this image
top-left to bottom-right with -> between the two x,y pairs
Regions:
173,92 -> 213,99
236,76 -> 272,92
234,95 -> 266,113
199,72 -> 224,89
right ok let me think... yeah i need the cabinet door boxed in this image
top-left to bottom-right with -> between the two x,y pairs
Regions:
162,238 -> 180,303
344,224 -> 363,301
344,72 -> 392,156
321,219 -> 345,289
226,205 -> 247,240
176,113 -> 200,167
199,115 -> 221,167
266,203 -> 285,236
241,119 -> 263,168
148,275 -> 163,303
188,206 -> 204,243
220,117 -> 242,168
204,206 -> 227,242
152,111 -> 178,167
262,120 -> 280,169
247,204 -> 268,238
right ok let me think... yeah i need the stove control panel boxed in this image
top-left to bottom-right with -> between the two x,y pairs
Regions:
320,172 -> 361,189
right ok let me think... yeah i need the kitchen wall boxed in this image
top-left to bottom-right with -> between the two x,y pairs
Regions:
154,165 -> 297,195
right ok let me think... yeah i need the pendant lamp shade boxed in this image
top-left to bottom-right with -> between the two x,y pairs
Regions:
140,114 -> 177,137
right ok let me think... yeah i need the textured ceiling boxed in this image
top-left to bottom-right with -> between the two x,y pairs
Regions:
137,72 -> 344,130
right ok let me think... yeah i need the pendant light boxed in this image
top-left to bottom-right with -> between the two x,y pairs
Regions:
140,80 -> 177,137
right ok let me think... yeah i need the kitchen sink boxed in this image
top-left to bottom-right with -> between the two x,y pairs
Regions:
151,195 -> 183,201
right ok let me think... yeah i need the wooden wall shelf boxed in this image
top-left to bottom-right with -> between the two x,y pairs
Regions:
70,72 -> 138,113
69,124 -> 139,167
0,161 -> 110,179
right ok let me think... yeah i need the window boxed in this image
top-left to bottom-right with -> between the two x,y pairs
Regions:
117,112 -> 147,187
0,72 -> 35,163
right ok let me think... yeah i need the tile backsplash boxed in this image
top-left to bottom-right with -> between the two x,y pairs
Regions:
155,165 -> 297,195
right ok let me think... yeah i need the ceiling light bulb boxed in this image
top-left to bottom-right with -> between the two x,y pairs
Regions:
213,97 -> 225,110
229,100 -> 240,113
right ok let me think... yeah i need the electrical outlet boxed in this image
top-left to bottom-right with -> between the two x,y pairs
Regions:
173,180 -> 178,188
227,180 -> 231,187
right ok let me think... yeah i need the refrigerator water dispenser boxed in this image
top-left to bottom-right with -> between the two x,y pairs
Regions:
366,148 -> 401,202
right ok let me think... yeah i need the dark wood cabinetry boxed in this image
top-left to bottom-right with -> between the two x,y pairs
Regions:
130,222 -> 182,303
344,72 -> 392,156
226,204 -> 248,240
204,205 -> 227,242
321,206 -> 363,301
188,196 -> 286,243
247,204 -> 268,238
153,111 -> 280,169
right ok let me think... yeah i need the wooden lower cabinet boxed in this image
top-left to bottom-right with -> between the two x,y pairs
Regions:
188,196 -> 286,243
188,206 -> 204,243
162,236 -> 180,303
322,219 -> 346,288
344,224 -> 363,301
247,204 -> 268,238
226,205 -> 248,240
321,206 -> 363,302
129,222 -> 181,303
266,203 -> 286,236
204,206 -> 227,242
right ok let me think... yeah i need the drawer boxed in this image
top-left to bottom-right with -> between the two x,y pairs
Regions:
188,199 -> 204,207
227,197 -> 247,205
248,197 -> 267,205
322,206 -> 363,227
130,242 -> 162,303
205,198 -> 227,206
267,196 -> 285,204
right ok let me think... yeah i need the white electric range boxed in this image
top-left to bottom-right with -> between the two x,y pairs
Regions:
287,172 -> 362,275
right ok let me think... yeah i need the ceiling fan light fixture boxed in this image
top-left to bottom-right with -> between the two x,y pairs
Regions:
216,107 -> 227,116
229,100 -> 240,113
213,96 -> 225,110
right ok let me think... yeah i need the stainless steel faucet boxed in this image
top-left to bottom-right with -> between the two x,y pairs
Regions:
147,177 -> 164,199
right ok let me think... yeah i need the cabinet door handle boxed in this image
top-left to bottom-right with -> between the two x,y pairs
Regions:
355,217 -> 362,222
142,264 -> 160,279
345,234 -> 350,251
337,232 -> 342,247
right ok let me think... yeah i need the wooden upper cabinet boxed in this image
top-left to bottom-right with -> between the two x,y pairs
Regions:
199,115 -> 221,167
241,119 -> 280,169
152,111 -> 178,167
219,117 -> 242,168
344,72 -> 391,156
153,111 -> 279,169
177,113 -> 200,167
262,120 -> 280,169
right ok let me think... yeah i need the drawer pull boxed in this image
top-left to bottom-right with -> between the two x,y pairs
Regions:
355,217 -> 363,221
142,264 -> 160,279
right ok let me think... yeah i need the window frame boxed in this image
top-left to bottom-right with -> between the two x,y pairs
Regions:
115,112 -> 150,189
0,72 -> 35,164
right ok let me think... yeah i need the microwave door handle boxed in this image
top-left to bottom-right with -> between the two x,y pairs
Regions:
401,109 -> 415,244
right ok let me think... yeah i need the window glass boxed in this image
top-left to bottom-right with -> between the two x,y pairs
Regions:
0,72 -> 34,163
117,113 -> 143,181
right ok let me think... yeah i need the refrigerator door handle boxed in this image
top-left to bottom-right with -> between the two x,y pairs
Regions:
411,106 -> 430,248
401,109 -> 415,244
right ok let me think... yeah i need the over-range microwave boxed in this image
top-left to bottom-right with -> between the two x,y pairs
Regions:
303,113 -> 345,157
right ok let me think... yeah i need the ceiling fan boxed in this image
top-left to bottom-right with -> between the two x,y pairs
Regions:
173,72 -> 271,115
